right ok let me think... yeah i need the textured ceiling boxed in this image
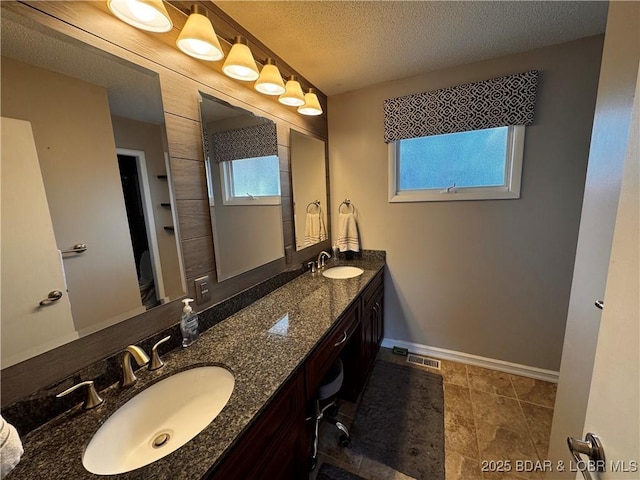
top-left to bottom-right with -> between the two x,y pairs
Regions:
214,1 -> 609,96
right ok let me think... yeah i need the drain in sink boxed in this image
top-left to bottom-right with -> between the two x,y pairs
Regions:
152,432 -> 171,448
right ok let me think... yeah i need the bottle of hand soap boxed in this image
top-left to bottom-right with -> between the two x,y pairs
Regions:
180,298 -> 199,347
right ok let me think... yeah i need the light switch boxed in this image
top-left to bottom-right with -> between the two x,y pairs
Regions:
194,275 -> 211,305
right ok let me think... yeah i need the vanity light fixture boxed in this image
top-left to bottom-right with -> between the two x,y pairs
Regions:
176,5 -> 224,61
278,75 -> 305,107
254,58 -> 286,95
222,36 -> 259,81
298,88 -> 323,116
107,0 -> 173,33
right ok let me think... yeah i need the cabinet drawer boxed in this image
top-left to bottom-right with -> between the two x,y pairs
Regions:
305,301 -> 359,399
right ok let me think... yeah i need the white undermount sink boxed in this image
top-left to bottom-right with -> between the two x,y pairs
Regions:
83,366 -> 234,475
322,266 -> 364,279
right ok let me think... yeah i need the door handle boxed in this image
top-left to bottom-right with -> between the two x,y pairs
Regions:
39,290 -> 63,306
61,243 -> 87,255
567,433 -> 605,480
595,300 -> 604,310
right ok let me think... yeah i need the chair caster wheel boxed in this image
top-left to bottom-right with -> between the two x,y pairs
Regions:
339,434 -> 351,447
310,458 -> 317,471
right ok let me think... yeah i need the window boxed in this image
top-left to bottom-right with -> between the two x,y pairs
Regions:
389,126 -> 525,202
221,155 -> 281,205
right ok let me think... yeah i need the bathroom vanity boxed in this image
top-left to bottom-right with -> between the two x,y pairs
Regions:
8,255 -> 385,479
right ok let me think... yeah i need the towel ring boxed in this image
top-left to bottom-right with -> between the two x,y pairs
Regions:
306,200 -> 321,214
339,199 -> 354,214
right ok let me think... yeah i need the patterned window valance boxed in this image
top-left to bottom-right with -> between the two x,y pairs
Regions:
211,122 -> 278,163
383,70 -> 539,143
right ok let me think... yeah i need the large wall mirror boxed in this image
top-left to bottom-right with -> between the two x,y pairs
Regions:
199,92 -> 285,282
290,130 -> 329,251
1,11 -> 185,368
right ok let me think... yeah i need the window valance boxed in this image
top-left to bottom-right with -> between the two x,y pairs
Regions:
210,122 -> 278,163
383,70 -> 539,143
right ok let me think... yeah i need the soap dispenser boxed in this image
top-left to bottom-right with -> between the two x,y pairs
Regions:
180,298 -> 199,347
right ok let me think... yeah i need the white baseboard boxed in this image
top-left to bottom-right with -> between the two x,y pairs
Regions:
381,338 -> 559,383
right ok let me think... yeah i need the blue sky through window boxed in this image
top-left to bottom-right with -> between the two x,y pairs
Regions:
398,127 -> 508,191
230,155 -> 281,197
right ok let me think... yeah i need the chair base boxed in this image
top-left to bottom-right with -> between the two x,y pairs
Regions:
309,399 -> 351,470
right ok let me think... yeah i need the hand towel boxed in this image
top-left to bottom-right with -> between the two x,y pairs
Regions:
0,415 -> 23,479
304,212 -> 327,246
336,212 -> 360,252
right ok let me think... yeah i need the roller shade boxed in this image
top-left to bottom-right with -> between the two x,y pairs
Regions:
383,70 -> 539,143
211,121 -> 278,163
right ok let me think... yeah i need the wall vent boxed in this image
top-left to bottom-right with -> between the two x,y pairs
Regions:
406,354 -> 441,370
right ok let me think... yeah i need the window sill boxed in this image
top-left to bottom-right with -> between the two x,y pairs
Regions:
389,187 -> 520,203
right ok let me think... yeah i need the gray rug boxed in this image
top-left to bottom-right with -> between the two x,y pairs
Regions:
317,462 -> 366,480
350,359 -> 445,480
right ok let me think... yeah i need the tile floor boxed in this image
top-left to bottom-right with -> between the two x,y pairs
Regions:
310,347 -> 557,480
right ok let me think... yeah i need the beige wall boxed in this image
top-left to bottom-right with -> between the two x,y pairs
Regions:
111,115 -> 183,300
1,57 -> 143,334
328,36 -> 603,370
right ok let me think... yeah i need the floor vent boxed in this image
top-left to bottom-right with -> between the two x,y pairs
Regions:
406,354 -> 441,370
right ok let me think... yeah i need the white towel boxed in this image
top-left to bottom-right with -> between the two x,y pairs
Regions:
304,212 -> 327,246
336,212 -> 360,252
0,415 -> 23,479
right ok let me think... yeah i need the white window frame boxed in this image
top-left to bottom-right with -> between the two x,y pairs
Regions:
388,125 -> 525,202
220,157 -> 281,206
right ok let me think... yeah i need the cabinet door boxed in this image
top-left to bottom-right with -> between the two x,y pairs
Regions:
247,413 -> 306,479
361,300 -> 375,373
372,287 -> 384,349
361,280 -> 384,382
207,371 -> 305,479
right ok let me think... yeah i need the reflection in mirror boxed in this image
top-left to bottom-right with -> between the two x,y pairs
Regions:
290,130 -> 329,251
0,11 -> 185,368
199,92 -> 284,281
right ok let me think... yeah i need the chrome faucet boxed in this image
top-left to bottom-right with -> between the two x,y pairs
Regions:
121,345 -> 150,388
317,251 -> 331,269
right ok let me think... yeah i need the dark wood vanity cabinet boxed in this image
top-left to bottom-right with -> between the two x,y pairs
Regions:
207,369 -> 307,480
342,269 -> 385,400
361,270 -> 385,381
207,269 -> 384,479
305,301 -> 360,399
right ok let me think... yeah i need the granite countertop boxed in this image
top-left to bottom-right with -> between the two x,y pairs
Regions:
9,256 -> 384,479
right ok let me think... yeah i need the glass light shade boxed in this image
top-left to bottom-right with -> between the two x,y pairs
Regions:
107,0 -> 173,32
298,89 -> 323,116
177,9 -> 223,61
255,59 -> 285,95
278,76 -> 305,106
222,36 -> 259,81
